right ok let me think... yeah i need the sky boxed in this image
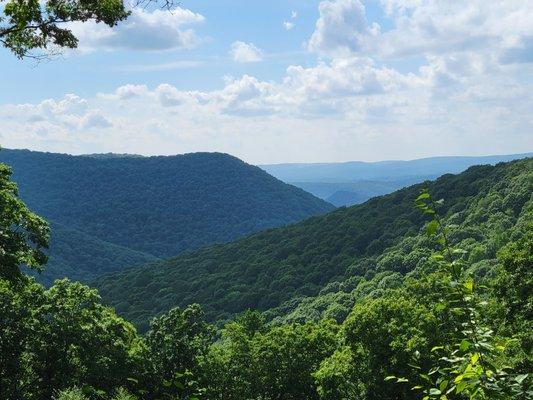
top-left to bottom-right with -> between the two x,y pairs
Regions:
0,0 -> 532,164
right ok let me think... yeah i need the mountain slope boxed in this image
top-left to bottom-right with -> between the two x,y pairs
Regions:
94,158 -> 532,331
262,153 -> 532,206
33,221 -> 159,286
0,149 -> 334,283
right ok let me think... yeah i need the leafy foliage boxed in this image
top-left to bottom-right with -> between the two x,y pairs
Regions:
0,277 -> 143,399
0,162 -> 49,280
144,304 -> 214,399
0,0 -> 187,58
0,0 -> 129,58
201,313 -> 339,400
384,190 -> 530,399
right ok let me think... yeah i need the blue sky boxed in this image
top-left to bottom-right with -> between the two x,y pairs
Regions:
1,1 -> 323,102
1,0 -> 532,163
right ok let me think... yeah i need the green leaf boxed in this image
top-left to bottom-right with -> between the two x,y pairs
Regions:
459,340 -> 471,352
416,192 -> 430,201
463,280 -> 474,293
427,220 -> 439,236
456,381 -> 467,393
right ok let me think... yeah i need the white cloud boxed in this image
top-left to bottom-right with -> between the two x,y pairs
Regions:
154,83 -> 202,107
69,6 -> 205,52
309,0 -> 533,64
101,84 -> 149,100
2,94 -> 113,133
308,0 -> 378,56
284,10 -> 298,30
229,41 -> 263,63
283,21 -> 295,31
81,112 -> 113,129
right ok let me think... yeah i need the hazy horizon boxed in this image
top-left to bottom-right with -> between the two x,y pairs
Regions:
3,146 -> 532,166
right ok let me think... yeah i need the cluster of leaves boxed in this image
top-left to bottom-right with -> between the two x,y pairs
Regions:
0,149 -> 332,285
385,190 -> 531,399
0,0 -> 187,58
0,273 -> 219,399
94,158 -> 532,329
0,0 -> 129,58
0,162 -> 49,280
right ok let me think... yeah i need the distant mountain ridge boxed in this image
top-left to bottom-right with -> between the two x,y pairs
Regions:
261,153 -> 533,206
0,148 -> 334,284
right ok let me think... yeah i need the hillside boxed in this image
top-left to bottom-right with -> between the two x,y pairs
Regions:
35,221 -> 159,286
262,153 -> 532,206
94,158 -> 532,331
0,149 -> 333,283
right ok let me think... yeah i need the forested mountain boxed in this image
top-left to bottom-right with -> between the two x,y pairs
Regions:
2,156 -> 531,400
262,153 -> 532,206
0,149 -> 333,284
95,158 -> 532,331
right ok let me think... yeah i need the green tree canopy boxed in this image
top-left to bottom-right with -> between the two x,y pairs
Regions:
0,162 -> 49,280
0,0 -> 179,58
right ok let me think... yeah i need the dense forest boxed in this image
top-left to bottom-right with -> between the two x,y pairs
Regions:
0,158 -> 531,399
95,158 -> 532,330
0,149 -> 333,284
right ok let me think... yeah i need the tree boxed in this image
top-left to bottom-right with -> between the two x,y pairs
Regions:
0,0 -> 180,58
0,162 -> 49,280
0,277 -> 44,398
202,317 -> 339,400
0,278 -> 143,400
341,293 -> 440,400
145,304 -> 214,399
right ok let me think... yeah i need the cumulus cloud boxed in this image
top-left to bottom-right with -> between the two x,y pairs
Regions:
100,84 -> 149,100
81,112 -> 113,129
229,41 -> 263,63
309,0 -> 533,67
3,94 -> 113,132
69,7 -> 205,52
308,0 -> 378,56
